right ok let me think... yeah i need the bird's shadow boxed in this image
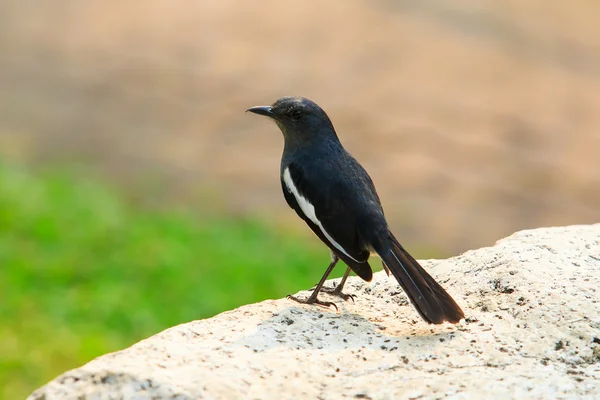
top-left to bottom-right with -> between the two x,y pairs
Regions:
232,302 -> 463,353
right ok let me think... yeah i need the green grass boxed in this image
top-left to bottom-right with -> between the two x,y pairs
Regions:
0,163 -> 330,399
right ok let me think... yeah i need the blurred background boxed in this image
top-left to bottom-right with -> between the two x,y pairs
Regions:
1,0 -> 599,397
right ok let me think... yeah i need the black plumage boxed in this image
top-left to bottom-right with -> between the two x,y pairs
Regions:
247,96 -> 464,324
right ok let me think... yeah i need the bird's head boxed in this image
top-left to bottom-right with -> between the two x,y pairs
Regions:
246,97 -> 338,146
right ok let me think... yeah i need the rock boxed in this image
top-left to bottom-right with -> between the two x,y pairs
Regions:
29,225 -> 600,399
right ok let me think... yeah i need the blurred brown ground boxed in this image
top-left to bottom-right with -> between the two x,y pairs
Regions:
1,0 -> 599,254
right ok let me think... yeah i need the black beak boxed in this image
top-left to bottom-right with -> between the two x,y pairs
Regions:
246,105 -> 273,117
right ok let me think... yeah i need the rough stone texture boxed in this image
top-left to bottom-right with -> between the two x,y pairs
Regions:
29,225 -> 600,399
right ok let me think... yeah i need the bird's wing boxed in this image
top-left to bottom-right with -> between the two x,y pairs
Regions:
281,162 -> 373,281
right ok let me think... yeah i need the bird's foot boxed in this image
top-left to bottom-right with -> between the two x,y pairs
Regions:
286,294 -> 338,311
321,284 -> 356,302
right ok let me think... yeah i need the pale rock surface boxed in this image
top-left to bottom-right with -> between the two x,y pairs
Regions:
29,225 -> 600,399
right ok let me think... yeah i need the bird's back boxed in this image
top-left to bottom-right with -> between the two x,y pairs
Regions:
282,143 -> 390,253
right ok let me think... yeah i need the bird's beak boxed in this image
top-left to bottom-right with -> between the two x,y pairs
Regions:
246,105 -> 273,117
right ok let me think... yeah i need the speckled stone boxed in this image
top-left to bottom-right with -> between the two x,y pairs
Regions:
29,225 -> 600,399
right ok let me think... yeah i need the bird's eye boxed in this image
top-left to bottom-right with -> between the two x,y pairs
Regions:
291,109 -> 302,120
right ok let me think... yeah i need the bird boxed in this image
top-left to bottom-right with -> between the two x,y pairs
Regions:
246,96 -> 464,324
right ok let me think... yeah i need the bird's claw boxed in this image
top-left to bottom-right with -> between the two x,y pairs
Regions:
286,294 -> 338,311
321,284 -> 356,302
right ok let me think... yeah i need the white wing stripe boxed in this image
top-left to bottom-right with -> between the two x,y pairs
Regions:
283,167 -> 360,263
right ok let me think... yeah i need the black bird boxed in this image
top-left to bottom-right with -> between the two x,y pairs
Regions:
247,96 -> 464,324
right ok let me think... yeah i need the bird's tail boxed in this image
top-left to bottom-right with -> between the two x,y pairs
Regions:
379,233 -> 464,324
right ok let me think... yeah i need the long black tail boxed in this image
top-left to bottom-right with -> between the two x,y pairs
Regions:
379,233 -> 464,324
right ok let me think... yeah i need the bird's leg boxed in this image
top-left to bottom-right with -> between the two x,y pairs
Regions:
287,253 -> 340,310
321,266 -> 356,301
